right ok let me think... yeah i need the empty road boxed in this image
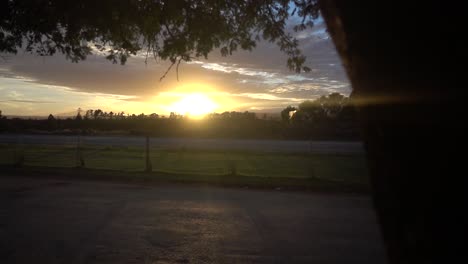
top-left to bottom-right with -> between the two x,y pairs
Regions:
0,176 -> 386,263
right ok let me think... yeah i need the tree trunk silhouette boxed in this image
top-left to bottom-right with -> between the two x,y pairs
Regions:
319,1 -> 465,263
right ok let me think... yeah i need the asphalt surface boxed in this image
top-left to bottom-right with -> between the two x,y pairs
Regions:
0,134 -> 364,154
0,176 -> 386,263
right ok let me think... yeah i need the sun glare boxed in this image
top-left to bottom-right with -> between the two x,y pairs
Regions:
169,93 -> 218,118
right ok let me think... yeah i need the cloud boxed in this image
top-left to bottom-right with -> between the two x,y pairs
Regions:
234,93 -> 303,102
195,61 -> 277,78
0,99 -> 57,103
0,17 -> 351,115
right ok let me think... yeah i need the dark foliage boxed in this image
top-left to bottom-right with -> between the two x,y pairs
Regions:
1,0 -> 318,74
0,93 -> 359,140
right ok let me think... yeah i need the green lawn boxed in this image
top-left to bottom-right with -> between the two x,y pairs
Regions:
0,144 -> 369,184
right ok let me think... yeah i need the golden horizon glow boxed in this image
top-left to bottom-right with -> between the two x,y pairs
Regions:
167,93 -> 218,118
154,83 -> 235,118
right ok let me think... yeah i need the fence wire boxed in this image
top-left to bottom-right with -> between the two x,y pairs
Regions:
0,136 -> 368,182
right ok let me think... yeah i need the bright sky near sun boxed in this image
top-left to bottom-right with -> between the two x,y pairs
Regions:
0,18 -> 350,118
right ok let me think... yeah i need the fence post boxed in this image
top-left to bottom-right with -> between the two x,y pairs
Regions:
308,163 -> 316,179
76,135 -> 85,168
145,136 -> 152,172
308,140 -> 316,179
228,160 -> 237,176
14,135 -> 24,167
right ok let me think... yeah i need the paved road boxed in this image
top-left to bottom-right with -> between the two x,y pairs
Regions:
0,134 -> 364,154
0,176 -> 386,263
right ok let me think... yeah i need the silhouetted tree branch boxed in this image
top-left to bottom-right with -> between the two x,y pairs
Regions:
0,0 -> 319,79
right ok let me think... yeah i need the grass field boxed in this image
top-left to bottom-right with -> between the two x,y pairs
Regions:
0,143 -> 369,184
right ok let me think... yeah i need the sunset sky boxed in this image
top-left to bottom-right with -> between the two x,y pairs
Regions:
0,18 -> 350,117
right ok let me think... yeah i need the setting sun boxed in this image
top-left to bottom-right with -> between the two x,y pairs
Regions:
168,93 -> 218,118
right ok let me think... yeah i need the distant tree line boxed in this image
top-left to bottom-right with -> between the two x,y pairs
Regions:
0,93 -> 359,140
